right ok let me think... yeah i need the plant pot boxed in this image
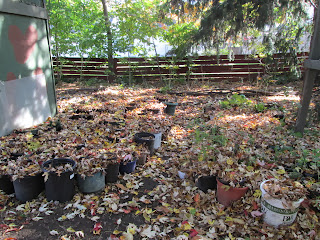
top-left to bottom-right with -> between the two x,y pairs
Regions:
164,102 -> 178,116
77,171 -> 105,194
196,175 -> 217,193
13,174 -> 44,203
303,171 -> 318,180
137,153 -> 148,165
0,175 -> 14,194
152,132 -> 162,150
260,180 -> 305,227
42,158 -> 76,203
288,171 -> 303,180
105,163 -> 120,183
216,178 -> 248,206
134,132 -> 155,155
119,160 -> 137,174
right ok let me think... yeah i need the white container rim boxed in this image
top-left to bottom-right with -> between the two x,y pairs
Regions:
260,179 -> 305,207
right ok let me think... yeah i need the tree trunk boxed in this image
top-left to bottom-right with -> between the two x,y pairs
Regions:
295,0 -> 320,133
101,0 -> 114,81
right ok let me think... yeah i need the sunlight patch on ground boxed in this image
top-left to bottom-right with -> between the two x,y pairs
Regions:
59,96 -> 93,107
100,88 -> 122,96
215,113 -> 280,129
170,126 -> 188,139
266,94 -> 300,102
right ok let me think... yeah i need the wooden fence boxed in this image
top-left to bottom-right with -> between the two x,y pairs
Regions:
53,53 -> 309,82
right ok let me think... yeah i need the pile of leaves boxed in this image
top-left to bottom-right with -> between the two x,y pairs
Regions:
262,178 -> 307,202
0,81 -> 319,239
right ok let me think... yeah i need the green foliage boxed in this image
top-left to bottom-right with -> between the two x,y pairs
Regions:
254,102 -> 266,113
188,119 -> 228,161
112,0 -> 167,55
47,0 -> 107,58
47,0 -> 169,58
166,0 -> 311,74
219,93 -> 252,109
84,78 -> 98,86
162,22 -> 198,56
159,85 -> 172,93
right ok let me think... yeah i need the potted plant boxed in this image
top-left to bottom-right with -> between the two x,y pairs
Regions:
42,158 -> 77,203
260,178 -> 307,227
104,154 -> 121,183
76,155 -> 106,194
135,145 -> 149,165
7,156 -> 44,202
134,132 -> 155,155
0,160 -> 14,195
213,155 -> 255,207
116,141 -> 138,175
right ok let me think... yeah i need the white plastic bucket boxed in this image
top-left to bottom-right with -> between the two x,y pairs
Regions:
260,180 -> 304,228
152,132 -> 162,150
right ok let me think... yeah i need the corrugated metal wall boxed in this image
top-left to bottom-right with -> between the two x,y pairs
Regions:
0,0 -> 56,136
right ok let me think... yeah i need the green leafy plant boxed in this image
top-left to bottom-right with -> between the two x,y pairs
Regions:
220,93 -> 252,109
254,102 -> 266,113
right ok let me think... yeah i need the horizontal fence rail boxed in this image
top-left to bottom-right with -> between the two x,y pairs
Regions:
53,53 -> 309,82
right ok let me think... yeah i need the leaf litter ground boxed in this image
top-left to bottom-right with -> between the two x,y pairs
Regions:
1,81 -> 320,240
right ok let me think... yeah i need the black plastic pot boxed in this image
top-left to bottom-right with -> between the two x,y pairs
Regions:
134,132 -> 155,155
164,102 -> 178,116
0,175 -> 14,194
303,171 -> 318,180
42,158 -> 76,203
307,189 -> 320,199
13,174 -> 44,202
105,163 -> 120,183
119,160 -> 137,174
195,175 -> 217,193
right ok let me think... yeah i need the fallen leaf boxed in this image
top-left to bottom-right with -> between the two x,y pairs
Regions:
50,230 -> 59,236
251,211 -> 264,217
75,230 -> 85,238
93,222 -> 102,235
67,227 -> 76,233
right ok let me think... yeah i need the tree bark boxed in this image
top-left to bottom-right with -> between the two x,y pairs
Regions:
295,0 -> 320,133
101,0 -> 114,81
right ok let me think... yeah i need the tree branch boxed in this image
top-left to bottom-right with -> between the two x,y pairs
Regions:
308,0 -> 317,9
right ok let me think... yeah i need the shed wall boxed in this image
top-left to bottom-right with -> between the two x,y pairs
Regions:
0,0 -> 56,136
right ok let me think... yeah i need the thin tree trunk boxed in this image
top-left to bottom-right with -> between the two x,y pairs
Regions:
101,0 -> 114,81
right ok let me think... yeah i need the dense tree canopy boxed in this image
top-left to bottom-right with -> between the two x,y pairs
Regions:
47,0 -> 314,62
165,0 -> 312,54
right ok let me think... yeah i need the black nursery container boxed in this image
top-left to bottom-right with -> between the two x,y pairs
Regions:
42,158 -> 76,203
105,163 -> 120,183
13,174 -> 44,202
164,102 -> 178,116
0,175 -> 14,194
134,132 -> 155,155
195,175 -> 217,193
119,160 -> 137,174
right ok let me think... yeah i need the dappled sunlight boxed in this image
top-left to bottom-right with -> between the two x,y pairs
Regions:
100,88 -> 123,96
214,113 -> 281,129
169,126 -> 188,140
58,96 -> 93,111
266,95 -> 300,102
